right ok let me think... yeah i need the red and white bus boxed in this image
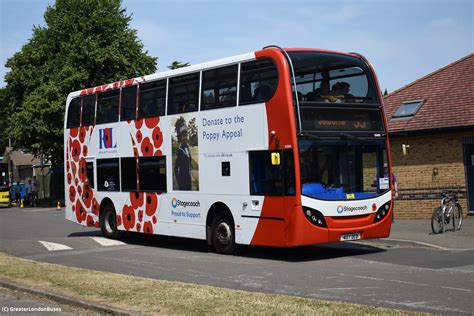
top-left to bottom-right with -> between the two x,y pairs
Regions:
64,46 -> 393,254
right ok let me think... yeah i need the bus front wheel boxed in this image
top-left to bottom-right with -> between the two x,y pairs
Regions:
211,213 -> 237,255
100,204 -> 122,239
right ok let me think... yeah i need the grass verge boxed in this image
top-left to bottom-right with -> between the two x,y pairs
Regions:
0,253 -> 421,314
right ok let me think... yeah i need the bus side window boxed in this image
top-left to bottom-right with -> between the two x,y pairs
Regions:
167,73 -> 199,115
249,150 -> 284,196
249,150 -> 295,196
81,94 -> 96,126
139,156 -> 166,192
121,157 -> 137,191
201,65 -> 238,110
86,162 -> 94,189
121,86 -> 137,121
239,58 -> 278,106
138,80 -> 166,119
96,90 -> 119,124
97,158 -> 120,191
66,97 -> 81,128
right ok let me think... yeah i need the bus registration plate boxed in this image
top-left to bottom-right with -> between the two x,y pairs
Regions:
340,233 -> 361,241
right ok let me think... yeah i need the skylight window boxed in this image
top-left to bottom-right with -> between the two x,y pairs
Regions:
392,100 -> 424,118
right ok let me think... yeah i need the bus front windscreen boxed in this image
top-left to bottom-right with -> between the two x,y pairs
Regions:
298,140 -> 390,200
289,51 -> 380,105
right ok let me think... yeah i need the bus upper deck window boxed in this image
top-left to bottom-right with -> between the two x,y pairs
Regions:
201,65 -> 238,110
167,73 -> 199,115
81,94 -> 96,126
66,97 -> 81,128
121,86 -> 137,121
138,80 -> 166,119
96,90 -> 119,124
239,58 -> 278,106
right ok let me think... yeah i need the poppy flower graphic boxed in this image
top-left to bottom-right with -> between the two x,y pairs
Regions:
87,215 -> 94,227
92,198 -> 100,215
75,199 -> 87,223
82,183 -> 92,208
145,116 -> 159,129
145,193 -> 158,216
79,126 -> 86,143
122,205 -> 135,231
138,210 -> 144,223
67,172 -> 72,185
71,140 -> 81,162
143,221 -> 153,234
79,158 -> 87,182
135,118 -> 143,129
141,137 -> 153,156
83,144 -> 88,157
152,126 -> 163,148
136,130 -> 143,143
69,186 -> 76,202
130,192 -> 144,209
117,214 -> 122,227
69,127 -> 79,138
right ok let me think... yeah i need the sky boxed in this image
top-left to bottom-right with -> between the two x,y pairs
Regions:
0,0 -> 472,92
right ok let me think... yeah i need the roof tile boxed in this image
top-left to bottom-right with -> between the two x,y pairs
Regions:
383,53 -> 474,133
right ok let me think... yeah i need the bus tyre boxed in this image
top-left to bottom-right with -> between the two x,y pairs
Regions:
211,213 -> 237,255
100,204 -> 122,239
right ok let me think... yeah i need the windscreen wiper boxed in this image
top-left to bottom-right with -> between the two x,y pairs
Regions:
297,133 -> 321,140
339,132 -> 358,139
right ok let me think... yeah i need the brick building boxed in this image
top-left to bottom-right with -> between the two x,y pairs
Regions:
384,53 -> 474,218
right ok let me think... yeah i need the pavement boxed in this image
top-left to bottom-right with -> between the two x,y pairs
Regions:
378,216 -> 474,250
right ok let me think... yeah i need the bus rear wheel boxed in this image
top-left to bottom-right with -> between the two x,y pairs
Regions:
211,213 -> 237,255
100,204 -> 122,239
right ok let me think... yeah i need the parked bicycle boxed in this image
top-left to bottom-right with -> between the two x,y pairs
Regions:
431,191 -> 463,234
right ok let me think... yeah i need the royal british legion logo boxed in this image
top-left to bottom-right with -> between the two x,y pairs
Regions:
99,128 -> 117,149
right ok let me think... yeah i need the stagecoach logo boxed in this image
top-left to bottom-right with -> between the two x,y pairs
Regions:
99,128 -> 117,150
171,197 -> 200,208
337,204 -> 368,214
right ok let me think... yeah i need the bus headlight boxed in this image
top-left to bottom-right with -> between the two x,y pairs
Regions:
303,207 -> 327,228
374,201 -> 391,223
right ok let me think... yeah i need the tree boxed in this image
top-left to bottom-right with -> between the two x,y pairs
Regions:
168,61 -> 190,69
0,88 -> 9,150
3,0 -> 157,166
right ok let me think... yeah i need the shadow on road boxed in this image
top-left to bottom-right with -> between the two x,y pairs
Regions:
67,230 -> 386,262
68,231 -> 102,237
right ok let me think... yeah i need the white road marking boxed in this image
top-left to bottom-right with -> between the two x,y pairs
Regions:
354,275 -> 384,281
385,238 -> 451,250
440,286 -> 472,292
38,241 -> 72,251
388,279 -> 429,287
90,237 -> 126,246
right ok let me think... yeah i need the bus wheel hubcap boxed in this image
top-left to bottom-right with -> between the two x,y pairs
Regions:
216,222 -> 231,245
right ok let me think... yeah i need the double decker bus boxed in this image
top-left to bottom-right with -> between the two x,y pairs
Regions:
64,46 -> 392,254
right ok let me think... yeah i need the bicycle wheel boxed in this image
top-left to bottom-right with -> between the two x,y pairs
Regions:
453,203 -> 463,231
431,207 -> 443,234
